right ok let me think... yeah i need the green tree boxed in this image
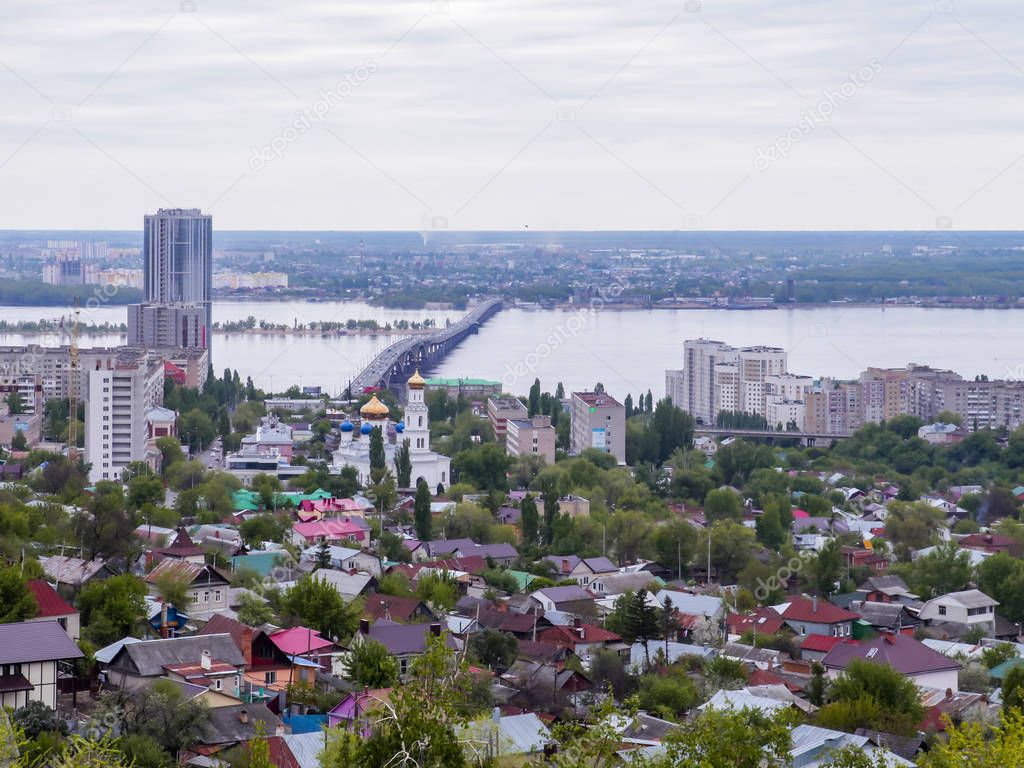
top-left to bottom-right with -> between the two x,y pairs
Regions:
327,636 -> 478,768
891,541 -> 972,599
704,487 -> 744,522
236,592 -> 274,627
6,390 -> 23,415
647,708 -> 792,768
452,443 -> 510,491
347,638 -> 398,688
469,629 -> 518,673
528,378 -> 540,416
127,473 -> 165,511
10,430 -> 27,451
77,574 -> 147,646
1003,665 -> 1024,712
541,476 -> 560,545
394,438 -> 412,488
817,659 -> 924,736
918,710 -> 1024,768
239,514 -> 284,547
978,553 -> 1024,623
520,493 -> 539,548
281,575 -> 361,641
0,565 -> 37,623
416,571 -> 458,612
12,700 -> 66,739
369,427 -> 386,482
414,478 -> 433,541
315,539 -> 332,570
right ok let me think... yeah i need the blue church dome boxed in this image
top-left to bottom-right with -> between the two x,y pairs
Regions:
395,421 -> 405,433
340,420 -> 354,432
360,422 -> 373,435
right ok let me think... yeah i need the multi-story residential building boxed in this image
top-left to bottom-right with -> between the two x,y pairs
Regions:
137,208 -> 213,359
83,266 -> 144,289
681,339 -> 738,424
804,379 -> 862,436
487,397 -> 528,441
85,355 -> 164,482
128,303 -> 207,349
41,252 -> 84,286
664,369 -> 685,406
765,398 -> 805,431
570,391 -> 625,463
506,414 -> 556,464
679,339 -> 787,424
736,346 -> 787,415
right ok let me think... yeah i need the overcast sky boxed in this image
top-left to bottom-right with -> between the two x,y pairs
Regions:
2,0 -> 1023,231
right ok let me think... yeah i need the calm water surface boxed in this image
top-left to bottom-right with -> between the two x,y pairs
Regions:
0,302 -> 1017,397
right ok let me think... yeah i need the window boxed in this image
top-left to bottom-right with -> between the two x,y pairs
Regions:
214,679 -> 222,690
265,671 -> 276,684
938,605 -> 947,616
203,591 -> 210,603
214,590 -> 222,603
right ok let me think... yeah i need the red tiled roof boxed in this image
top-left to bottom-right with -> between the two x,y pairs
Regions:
727,610 -> 785,636
777,597 -> 859,625
26,579 -> 76,617
801,633 -> 851,653
364,594 -> 429,623
538,624 -> 621,647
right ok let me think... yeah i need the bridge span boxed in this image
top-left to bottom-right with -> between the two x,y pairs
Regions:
695,426 -> 849,447
346,298 -> 502,399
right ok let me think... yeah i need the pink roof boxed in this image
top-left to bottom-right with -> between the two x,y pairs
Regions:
292,519 -> 366,541
792,509 -> 809,519
269,626 -> 334,655
298,498 -> 361,513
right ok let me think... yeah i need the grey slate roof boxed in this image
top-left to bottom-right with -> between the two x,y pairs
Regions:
110,633 -> 245,676
0,621 -> 84,664
202,703 -> 282,746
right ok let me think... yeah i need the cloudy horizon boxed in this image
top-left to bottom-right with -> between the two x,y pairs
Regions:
2,0 -> 1023,231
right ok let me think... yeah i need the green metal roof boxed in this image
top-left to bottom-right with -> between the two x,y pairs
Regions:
424,377 -> 500,386
231,552 -> 287,578
231,487 -> 332,512
505,570 -> 538,591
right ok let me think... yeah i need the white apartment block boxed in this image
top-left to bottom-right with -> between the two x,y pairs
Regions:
86,358 -> 164,483
665,369 -> 685,406
506,414 -> 557,464
680,339 -> 786,424
570,391 -> 626,463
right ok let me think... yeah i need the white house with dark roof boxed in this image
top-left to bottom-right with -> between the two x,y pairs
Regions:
543,555 -> 617,591
918,590 -> 999,635
0,621 -> 84,710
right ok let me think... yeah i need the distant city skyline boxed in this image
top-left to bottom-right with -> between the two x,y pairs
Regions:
2,1 -> 1024,230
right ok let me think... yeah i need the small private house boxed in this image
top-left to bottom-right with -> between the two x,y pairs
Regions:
543,556 -> 617,592
529,585 -> 596,615
821,633 -> 962,692
144,559 -> 232,621
773,596 -> 859,638
25,579 -> 80,642
918,590 -> 1000,635
0,621 -> 84,710
102,634 -> 246,695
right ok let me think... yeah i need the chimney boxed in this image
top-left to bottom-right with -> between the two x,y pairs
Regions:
429,623 -> 441,636
239,709 -> 249,724
945,687 -> 954,700
573,617 -> 581,628
359,619 -> 370,635
492,706 -> 501,723
812,595 -> 818,613
561,559 -> 570,574
201,649 -> 212,670
275,724 -> 285,737
241,627 -> 254,668
160,603 -> 169,639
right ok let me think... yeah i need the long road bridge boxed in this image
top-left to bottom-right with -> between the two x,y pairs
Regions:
694,426 -> 850,447
346,298 -> 503,399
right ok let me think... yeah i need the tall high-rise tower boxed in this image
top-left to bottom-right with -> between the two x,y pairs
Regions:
133,208 -> 213,357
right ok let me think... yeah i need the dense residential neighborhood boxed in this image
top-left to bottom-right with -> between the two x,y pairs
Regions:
3,367 -> 1024,767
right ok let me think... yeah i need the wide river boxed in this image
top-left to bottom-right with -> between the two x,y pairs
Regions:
2,301 -> 1019,398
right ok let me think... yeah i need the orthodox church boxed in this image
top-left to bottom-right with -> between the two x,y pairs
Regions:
332,370 -> 451,490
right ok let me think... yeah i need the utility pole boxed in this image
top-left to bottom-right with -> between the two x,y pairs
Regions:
706,529 -> 711,585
